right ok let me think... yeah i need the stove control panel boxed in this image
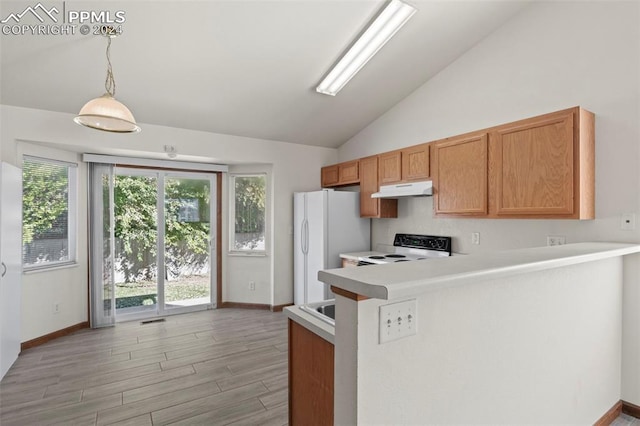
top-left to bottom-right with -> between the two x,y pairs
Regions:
393,234 -> 452,254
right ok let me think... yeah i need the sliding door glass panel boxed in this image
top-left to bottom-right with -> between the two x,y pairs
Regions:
164,176 -> 212,309
113,173 -> 159,316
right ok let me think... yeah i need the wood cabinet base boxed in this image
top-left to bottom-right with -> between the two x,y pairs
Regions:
288,319 -> 334,425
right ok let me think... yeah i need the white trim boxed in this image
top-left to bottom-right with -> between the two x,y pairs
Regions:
23,261 -> 77,274
83,154 -> 228,173
227,252 -> 268,257
23,155 -> 78,168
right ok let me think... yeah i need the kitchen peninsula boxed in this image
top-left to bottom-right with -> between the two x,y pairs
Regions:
285,242 -> 640,424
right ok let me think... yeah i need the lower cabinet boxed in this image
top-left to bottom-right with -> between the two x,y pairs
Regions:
288,320 -> 334,425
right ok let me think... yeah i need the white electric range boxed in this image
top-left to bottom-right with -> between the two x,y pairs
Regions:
357,234 -> 452,265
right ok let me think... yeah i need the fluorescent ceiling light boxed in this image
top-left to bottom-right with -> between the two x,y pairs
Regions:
316,0 -> 417,96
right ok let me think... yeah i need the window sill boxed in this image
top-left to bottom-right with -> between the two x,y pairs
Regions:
23,262 -> 78,275
227,252 -> 268,258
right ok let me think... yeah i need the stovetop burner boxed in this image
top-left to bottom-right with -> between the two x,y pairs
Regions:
358,234 -> 452,266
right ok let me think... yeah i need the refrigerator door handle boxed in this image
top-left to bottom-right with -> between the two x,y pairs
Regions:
302,219 -> 309,255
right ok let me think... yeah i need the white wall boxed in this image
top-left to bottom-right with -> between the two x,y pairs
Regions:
336,0 -> 640,406
338,0 -> 640,254
223,164 -> 274,305
1,104 -> 336,340
338,258 -> 623,424
623,253 -> 640,404
18,143 -> 89,342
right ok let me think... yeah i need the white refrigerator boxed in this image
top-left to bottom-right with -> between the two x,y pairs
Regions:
294,189 -> 370,305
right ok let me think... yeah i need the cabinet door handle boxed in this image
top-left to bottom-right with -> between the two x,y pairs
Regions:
1,262 -> 6,278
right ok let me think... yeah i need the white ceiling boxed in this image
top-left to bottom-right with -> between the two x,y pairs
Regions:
0,1 -> 531,148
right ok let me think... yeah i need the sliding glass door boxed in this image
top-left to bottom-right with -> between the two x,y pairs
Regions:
163,175 -> 213,310
113,170 -> 159,317
90,166 -> 217,324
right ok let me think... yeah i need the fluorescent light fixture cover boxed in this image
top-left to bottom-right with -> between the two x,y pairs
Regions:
316,0 -> 417,96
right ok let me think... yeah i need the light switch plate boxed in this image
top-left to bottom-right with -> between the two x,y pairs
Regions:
379,299 -> 417,344
547,235 -> 566,246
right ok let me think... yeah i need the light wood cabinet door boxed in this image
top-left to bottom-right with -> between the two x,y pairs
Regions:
378,151 -> 402,185
360,156 -> 380,217
321,160 -> 360,187
359,156 -> 397,218
433,133 -> 488,216
402,144 -> 430,181
321,165 -> 339,187
289,320 -> 334,426
493,112 -> 574,216
338,160 -> 359,185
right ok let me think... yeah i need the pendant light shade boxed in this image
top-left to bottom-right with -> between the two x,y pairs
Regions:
74,94 -> 140,133
75,28 -> 140,133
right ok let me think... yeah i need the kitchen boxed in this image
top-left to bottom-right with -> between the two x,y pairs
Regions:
1,0 -> 639,424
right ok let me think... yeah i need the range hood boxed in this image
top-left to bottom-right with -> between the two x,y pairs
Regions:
371,180 -> 433,198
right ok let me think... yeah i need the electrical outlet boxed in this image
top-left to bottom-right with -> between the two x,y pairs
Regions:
379,299 -> 417,344
471,232 -> 480,245
621,213 -> 636,230
249,281 -> 256,291
53,302 -> 60,314
547,235 -> 566,246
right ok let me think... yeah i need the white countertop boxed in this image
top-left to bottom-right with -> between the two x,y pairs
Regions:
321,242 -> 640,301
284,305 -> 335,344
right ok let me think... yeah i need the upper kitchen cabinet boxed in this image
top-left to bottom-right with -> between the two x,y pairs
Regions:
321,160 -> 360,188
432,107 -> 595,219
401,143 -> 430,181
378,151 -> 402,185
360,155 -> 397,218
491,107 -> 594,219
378,144 -> 430,185
432,133 -> 488,216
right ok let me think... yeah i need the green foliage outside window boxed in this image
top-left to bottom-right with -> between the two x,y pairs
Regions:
233,175 -> 266,251
113,176 -> 211,283
22,159 -> 72,266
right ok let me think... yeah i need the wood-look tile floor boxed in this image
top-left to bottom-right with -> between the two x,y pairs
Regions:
2,308 -> 639,426
0,309 -> 289,426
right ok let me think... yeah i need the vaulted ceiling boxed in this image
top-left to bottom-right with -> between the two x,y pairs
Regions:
0,1 -> 531,148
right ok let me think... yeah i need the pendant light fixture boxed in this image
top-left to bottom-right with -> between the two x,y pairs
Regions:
74,27 -> 140,133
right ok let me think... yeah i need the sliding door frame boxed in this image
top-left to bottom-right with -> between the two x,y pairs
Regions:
93,166 -> 222,323
162,170 -> 218,315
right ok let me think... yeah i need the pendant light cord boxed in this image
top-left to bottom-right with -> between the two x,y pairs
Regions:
104,36 -> 116,97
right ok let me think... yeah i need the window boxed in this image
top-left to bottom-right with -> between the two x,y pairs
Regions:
230,174 -> 266,253
22,156 -> 77,269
